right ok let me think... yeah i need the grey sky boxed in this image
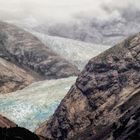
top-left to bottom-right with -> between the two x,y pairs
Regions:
0,0 -> 139,24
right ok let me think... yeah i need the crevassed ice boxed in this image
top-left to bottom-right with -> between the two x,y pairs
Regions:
0,77 -> 77,131
31,31 -> 110,70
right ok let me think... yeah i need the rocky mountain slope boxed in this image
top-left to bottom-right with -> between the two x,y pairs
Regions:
0,58 -> 35,93
0,21 -> 79,80
36,33 -> 140,140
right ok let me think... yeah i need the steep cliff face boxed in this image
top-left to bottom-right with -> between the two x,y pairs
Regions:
0,21 -> 79,80
36,33 -> 140,140
0,58 -> 35,93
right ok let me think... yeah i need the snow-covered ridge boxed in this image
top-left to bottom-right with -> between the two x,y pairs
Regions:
30,31 -> 110,70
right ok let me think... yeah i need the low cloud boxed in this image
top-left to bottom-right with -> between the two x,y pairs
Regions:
0,0 -> 139,24
0,0 -> 140,46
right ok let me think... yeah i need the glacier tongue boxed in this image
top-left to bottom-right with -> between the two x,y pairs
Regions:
0,77 -> 76,131
30,31 -> 110,70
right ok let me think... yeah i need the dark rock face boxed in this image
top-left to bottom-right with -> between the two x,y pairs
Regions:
36,33 -> 140,139
71,89 -> 140,140
0,21 -> 79,80
111,103 -> 140,140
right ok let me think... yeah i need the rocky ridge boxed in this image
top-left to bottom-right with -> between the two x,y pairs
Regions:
0,58 -> 35,93
36,33 -> 140,140
0,21 -> 79,79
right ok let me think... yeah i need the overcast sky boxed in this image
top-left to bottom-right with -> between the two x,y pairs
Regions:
0,0 -> 139,24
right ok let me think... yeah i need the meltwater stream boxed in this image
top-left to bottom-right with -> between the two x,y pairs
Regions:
0,77 -> 76,131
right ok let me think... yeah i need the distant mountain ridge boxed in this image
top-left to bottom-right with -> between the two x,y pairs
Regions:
0,21 -> 79,93
15,5 -> 140,46
0,21 -> 79,79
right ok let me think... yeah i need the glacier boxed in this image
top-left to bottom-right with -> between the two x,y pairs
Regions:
0,77 -> 76,131
0,22 -> 111,132
30,31 -> 110,70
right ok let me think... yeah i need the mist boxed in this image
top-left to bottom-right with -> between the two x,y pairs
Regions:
0,0 -> 140,45
0,0 -> 140,24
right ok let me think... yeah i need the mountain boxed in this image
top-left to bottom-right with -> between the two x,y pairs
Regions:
30,31 -> 110,70
36,33 -> 140,140
0,58 -> 35,93
0,21 -> 79,80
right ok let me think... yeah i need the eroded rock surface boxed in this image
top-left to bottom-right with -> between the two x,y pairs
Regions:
0,21 -> 79,80
0,58 -> 35,93
36,33 -> 140,140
